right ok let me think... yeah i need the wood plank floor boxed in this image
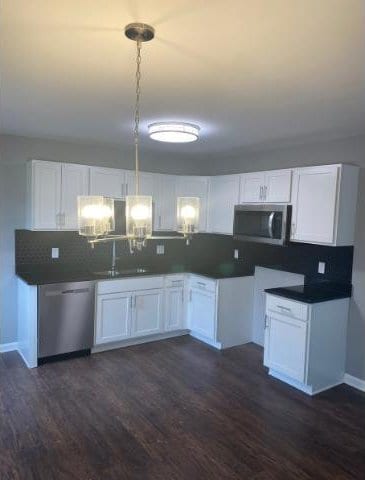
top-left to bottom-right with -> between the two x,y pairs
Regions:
1,336 -> 364,480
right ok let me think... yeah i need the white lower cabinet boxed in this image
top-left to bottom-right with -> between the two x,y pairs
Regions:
95,292 -> 132,344
131,289 -> 164,337
94,274 -> 254,351
264,314 -> 308,382
264,294 -> 349,395
187,274 -> 254,349
165,287 -> 185,331
188,287 -> 216,341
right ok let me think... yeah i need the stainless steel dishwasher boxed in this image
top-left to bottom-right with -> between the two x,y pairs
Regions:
38,281 -> 95,361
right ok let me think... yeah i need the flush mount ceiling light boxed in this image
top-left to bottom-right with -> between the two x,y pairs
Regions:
148,122 -> 200,143
77,22 -> 200,264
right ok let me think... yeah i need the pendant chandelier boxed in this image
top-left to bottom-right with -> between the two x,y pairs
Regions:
77,23 -> 200,254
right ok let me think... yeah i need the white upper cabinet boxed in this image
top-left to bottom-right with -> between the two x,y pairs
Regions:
28,160 -> 62,230
265,169 -> 292,203
28,160 -> 88,230
89,166 -> 125,198
239,169 -> 292,203
125,171 -> 177,231
291,164 -> 359,246
61,163 -> 89,229
240,172 -> 266,203
208,175 -> 240,234
176,176 -> 209,231
155,174 -> 177,231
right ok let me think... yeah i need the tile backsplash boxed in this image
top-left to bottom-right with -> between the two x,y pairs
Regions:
15,229 -> 354,285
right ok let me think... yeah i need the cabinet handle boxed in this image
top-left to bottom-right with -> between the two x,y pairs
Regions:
121,183 -> 125,197
264,185 -> 267,201
130,297 -> 133,309
189,290 -> 192,302
126,183 -> 129,196
277,305 -> 291,312
264,315 -> 269,329
197,281 -> 206,288
159,215 -> 162,228
259,186 -> 262,200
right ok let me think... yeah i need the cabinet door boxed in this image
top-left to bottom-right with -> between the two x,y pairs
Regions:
125,171 -> 161,229
264,169 -> 292,203
89,167 -> 125,198
208,175 -> 240,234
175,176 -> 209,231
95,292 -> 132,344
165,287 -> 184,331
61,164 -> 89,229
188,288 -> 216,340
131,289 -> 164,337
239,172 -> 266,203
156,174 -> 177,231
264,314 -> 308,382
291,165 -> 339,244
31,160 -> 62,229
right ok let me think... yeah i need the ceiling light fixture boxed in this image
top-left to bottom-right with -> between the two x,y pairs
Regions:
77,23 -> 200,265
149,122 -> 200,143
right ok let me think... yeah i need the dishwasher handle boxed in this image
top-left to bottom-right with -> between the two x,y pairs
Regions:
44,288 -> 91,296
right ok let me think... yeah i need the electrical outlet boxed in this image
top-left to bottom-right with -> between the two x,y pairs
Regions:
234,249 -> 239,260
51,247 -> 59,259
318,261 -> 326,274
156,244 -> 165,255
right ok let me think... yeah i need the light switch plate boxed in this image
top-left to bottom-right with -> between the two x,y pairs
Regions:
234,249 -> 239,260
318,261 -> 326,274
156,244 -> 165,255
51,247 -> 59,259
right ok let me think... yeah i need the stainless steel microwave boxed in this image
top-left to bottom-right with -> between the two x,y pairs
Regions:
233,204 -> 292,245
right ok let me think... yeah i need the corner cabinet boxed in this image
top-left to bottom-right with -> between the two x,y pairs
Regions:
208,175 -> 240,234
187,275 -> 254,349
291,164 -> 359,246
27,160 -> 89,230
264,294 -> 349,395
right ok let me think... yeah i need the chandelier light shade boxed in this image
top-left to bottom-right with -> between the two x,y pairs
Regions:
148,122 -> 200,143
78,196 -> 114,237
177,197 -> 200,235
126,195 -> 153,249
76,23 -> 200,258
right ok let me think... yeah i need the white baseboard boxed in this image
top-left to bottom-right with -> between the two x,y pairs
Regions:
0,342 -> 19,353
92,330 -> 190,354
344,373 -> 365,392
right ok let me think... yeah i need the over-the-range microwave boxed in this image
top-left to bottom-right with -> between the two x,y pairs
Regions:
233,204 -> 292,245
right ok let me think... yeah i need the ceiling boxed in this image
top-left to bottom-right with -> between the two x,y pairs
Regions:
1,0 -> 365,159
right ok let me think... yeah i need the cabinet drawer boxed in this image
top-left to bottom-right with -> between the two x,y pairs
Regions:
189,275 -> 216,293
266,294 -> 308,321
165,274 -> 185,288
97,276 -> 164,295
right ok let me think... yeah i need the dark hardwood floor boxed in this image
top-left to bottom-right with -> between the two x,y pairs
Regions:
1,336 -> 364,480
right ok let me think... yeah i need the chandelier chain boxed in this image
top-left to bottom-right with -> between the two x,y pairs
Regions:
134,40 -> 142,195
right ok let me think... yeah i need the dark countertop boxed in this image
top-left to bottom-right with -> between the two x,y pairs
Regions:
265,282 -> 352,304
16,262 -> 255,285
